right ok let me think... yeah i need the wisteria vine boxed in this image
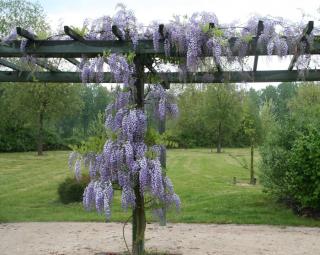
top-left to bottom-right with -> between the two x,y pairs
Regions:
69,53 -> 180,220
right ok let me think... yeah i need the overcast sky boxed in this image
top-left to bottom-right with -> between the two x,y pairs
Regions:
33,0 -> 320,89
37,0 -> 320,27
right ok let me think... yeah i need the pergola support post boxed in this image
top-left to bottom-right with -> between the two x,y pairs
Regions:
159,115 -> 167,226
132,55 -> 146,255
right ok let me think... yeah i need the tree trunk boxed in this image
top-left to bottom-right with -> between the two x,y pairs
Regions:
132,55 -> 146,255
250,143 -> 255,184
37,110 -> 44,156
132,185 -> 146,255
158,116 -> 167,226
217,121 -> 222,153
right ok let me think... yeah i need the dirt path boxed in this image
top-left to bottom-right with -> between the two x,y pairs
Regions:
1,222 -> 320,255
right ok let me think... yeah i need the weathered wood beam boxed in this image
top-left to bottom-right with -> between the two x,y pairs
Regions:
253,20 -> 264,71
1,70 -> 320,83
16,27 -> 64,72
0,58 -> 22,71
64,26 -> 86,42
288,21 -> 314,71
65,58 -> 80,66
16,27 -> 37,41
112,25 -> 124,41
1,37 -> 319,58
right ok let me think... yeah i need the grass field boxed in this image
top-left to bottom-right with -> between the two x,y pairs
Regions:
0,148 -> 319,226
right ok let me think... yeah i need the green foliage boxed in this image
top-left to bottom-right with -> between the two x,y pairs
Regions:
69,112 -> 108,154
58,175 -> 90,204
201,23 -> 224,38
0,83 -> 111,152
145,127 -> 178,148
0,0 -> 49,35
260,82 -> 320,212
126,52 -> 136,64
70,25 -> 88,37
242,89 -> 262,145
285,128 -> 320,209
203,83 -> 242,151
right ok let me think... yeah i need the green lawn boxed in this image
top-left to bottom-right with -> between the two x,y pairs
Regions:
0,148 -> 319,226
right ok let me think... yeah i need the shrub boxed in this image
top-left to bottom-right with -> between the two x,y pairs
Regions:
58,175 -> 90,204
285,128 -> 320,210
260,124 -> 320,213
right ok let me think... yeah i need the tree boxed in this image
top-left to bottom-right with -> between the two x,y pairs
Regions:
0,0 -> 49,36
69,56 -> 180,255
242,89 -> 261,184
0,0 -> 85,155
173,85 -> 210,147
79,84 -> 112,137
260,82 -> 320,213
260,83 -> 297,121
288,82 -> 320,129
4,83 -> 83,155
204,83 -> 241,153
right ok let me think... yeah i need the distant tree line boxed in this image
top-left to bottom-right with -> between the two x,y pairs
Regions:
0,83 -> 112,154
167,82 -> 298,152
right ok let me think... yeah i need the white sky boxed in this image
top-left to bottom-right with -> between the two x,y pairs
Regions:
33,0 -> 320,89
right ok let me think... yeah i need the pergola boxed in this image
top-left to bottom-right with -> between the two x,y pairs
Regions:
0,21 -> 319,84
1,20 -> 319,255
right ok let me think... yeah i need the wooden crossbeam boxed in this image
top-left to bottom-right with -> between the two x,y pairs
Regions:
1,70 -> 320,83
17,27 -> 79,68
16,27 -> 37,41
65,58 -> 80,66
253,20 -> 264,71
288,21 -> 314,71
64,26 -> 86,42
112,25 -> 124,41
0,58 -> 22,71
1,37 -> 319,58
16,27 -> 64,71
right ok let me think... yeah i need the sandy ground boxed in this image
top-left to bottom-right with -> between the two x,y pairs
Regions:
1,222 -> 320,255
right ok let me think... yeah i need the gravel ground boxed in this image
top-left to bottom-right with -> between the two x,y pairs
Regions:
1,222 -> 320,255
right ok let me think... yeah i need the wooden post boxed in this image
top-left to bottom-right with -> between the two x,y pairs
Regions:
132,55 -> 146,255
158,115 -> 167,226
250,143 -> 255,185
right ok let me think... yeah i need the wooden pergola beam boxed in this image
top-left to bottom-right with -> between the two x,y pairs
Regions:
65,58 -> 80,66
253,20 -> 264,72
288,21 -> 314,71
1,37 -> 319,58
112,25 -> 124,41
64,26 -> 86,42
16,27 -> 64,71
1,70 -> 319,83
16,27 -> 37,41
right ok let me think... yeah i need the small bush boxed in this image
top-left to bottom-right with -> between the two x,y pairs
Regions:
58,175 -> 90,204
285,128 -> 320,210
260,124 -> 320,214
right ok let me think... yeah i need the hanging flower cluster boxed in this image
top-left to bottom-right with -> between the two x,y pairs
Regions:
69,54 -> 180,220
148,84 -> 179,120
